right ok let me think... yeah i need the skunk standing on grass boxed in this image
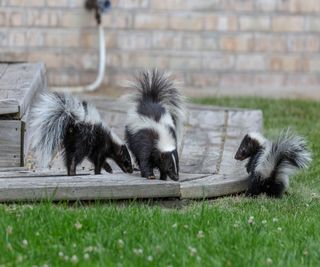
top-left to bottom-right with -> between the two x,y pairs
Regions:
234,130 -> 311,198
30,92 -> 133,176
125,70 -> 185,181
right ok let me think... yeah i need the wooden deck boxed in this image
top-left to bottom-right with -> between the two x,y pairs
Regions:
0,62 -> 263,201
0,97 -> 263,201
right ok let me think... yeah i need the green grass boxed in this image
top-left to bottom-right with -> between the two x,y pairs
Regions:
1,97 -> 320,267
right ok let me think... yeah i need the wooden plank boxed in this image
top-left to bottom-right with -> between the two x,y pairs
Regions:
0,120 -> 22,167
0,62 -> 46,117
0,99 -> 19,115
0,173 -> 180,201
180,174 -> 249,199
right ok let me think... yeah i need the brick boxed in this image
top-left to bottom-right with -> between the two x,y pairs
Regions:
169,13 -> 203,31
239,16 -> 270,31
0,11 -> 6,26
220,0 -> 254,12
286,0 -> 320,13
0,30 -> 8,46
268,56 -> 308,72
169,56 -> 202,70
152,32 -> 182,49
254,34 -> 286,52
219,34 -> 254,51
204,14 -> 238,31
27,10 -> 60,27
202,54 -> 234,70
134,13 -> 168,29
61,11 -> 95,27
116,0 -> 149,9
46,31 -> 79,47
47,0 -> 69,7
8,31 -> 25,47
117,33 -> 151,50
256,0 -> 277,11
309,58 -> 320,72
287,35 -> 320,52
150,0 -> 221,10
9,11 -> 25,26
8,0 -> 45,6
305,17 -> 320,32
272,16 -> 304,32
220,74 -> 254,88
236,55 -> 265,71
79,31 -> 98,48
25,31 -> 44,46
186,72 -> 220,88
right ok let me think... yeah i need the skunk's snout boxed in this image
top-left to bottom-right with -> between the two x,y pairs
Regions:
169,173 -> 179,181
234,152 -> 245,161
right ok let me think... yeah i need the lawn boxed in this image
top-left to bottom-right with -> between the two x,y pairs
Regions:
1,97 -> 320,267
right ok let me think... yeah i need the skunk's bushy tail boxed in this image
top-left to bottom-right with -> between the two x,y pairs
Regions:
130,69 -> 185,140
258,129 -> 312,182
29,92 -> 86,167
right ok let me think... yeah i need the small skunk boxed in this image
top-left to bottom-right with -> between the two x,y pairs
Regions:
30,91 -> 133,176
235,130 -> 311,198
125,70 -> 185,181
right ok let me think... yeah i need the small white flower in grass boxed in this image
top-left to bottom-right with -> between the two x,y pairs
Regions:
84,253 -> 90,260
248,216 -> 254,225
172,223 -> 178,228
303,249 -> 309,256
262,220 -> 267,225
6,243 -> 13,251
196,256 -> 201,262
22,239 -> 28,247
277,227 -> 282,232
311,192 -> 317,197
6,225 -> 13,235
71,255 -> 78,264
84,246 -> 94,253
133,248 -> 143,256
184,224 -> 189,229
188,246 -> 197,256
306,203 -> 310,207
74,221 -> 82,230
197,230 -> 205,239
272,218 -> 278,223
64,256 -> 69,262
233,223 -> 239,228
266,258 -> 273,264
147,255 -> 153,262
43,264 -> 49,267
72,243 -> 77,248
16,255 -> 23,262
117,239 -> 124,248
58,251 -> 64,257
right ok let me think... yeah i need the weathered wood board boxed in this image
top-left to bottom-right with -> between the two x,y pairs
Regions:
0,120 -> 22,167
0,62 -> 46,117
0,96 -> 263,201
0,62 -> 46,167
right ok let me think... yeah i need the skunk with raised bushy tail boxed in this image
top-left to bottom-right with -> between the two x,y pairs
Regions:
235,130 -> 312,198
30,91 -> 133,176
125,70 -> 185,181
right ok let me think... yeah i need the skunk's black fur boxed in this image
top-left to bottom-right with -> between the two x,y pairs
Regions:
125,70 -> 184,181
30,92 -> 133,176
235,130 -> 311,198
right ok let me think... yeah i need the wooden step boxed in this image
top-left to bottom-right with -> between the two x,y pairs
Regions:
0,62 -> 46,167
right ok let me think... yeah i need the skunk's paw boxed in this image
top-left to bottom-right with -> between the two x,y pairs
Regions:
147,175 -> 156,180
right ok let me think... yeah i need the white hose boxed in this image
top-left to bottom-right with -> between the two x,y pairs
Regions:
52,24 -> 106,93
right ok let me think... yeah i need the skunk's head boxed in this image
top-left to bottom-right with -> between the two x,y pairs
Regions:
112,144 -> 133,173
156,150 -> 179,181
235,132 -> 266,161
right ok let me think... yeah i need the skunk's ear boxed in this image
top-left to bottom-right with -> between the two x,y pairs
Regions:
235,134 -> 260,161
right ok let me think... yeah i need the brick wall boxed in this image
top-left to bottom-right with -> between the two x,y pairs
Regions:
1,0 -> 320,98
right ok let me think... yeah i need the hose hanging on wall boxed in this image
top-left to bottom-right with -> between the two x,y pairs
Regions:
52,0 -> 111,93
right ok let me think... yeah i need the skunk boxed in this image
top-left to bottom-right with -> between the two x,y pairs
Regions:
234,130 -> 311,198
125,70 -> 185,181
29,91 -> 133,176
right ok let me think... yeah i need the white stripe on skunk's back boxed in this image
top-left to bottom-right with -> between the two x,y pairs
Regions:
126,108 -> 176,152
